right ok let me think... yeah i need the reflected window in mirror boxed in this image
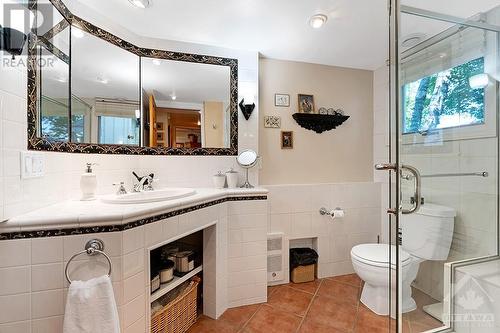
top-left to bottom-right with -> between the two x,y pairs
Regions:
71,26 -> 140,145
141,57 -> 231,149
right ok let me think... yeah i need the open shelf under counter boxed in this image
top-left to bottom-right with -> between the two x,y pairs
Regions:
150,265 -> 203,303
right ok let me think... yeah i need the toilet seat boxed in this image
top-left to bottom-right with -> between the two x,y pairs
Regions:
351,244 -> 411,268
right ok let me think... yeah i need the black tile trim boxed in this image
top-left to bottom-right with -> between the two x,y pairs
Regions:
0,196 -> 267,240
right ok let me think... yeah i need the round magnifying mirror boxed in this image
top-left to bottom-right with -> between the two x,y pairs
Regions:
237,149 -> 258,188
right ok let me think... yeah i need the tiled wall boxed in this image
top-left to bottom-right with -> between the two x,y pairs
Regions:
372,64 -> 498,301
0,199 -> 268,333
0,40 -> 259,222
265,182 -> 382,279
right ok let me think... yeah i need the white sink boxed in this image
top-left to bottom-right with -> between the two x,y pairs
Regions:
101,188 -> 196,204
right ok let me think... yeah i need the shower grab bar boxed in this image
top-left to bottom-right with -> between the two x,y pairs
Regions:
65,239 -> 112,283
402,171 -> 488,180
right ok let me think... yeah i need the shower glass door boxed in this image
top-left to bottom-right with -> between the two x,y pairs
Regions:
388,1 -> 500,332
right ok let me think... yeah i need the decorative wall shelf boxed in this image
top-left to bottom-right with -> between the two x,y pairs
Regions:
292,113 -> 349,133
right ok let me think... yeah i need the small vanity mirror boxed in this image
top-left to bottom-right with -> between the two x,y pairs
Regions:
237,150 -> 258,188
141,58 -> 231,148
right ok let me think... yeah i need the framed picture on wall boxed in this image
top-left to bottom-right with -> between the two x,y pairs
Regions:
281,131 -> 293,149
298,94 -> 315,114
275,94 -> 290,107
157,122 -> 164,131
264,116 -> 281,128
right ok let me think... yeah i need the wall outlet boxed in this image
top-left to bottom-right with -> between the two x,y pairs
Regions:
20,151 -> 45,179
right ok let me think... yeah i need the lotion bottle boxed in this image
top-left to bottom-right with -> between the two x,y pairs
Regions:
80,163 -> 97,201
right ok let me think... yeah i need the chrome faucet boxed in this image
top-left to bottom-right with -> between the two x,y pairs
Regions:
132,172 -> 155,192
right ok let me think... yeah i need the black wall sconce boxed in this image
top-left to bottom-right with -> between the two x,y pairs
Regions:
239,99 -> 255,121
0,26 -> 27,58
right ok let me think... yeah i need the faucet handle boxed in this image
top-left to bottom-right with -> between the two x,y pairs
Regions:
112,182 -> 128,195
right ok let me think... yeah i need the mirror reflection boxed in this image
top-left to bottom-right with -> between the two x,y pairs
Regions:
37,4 -> 70,141
34,0 -> 236,152
141,58 -> 231,148
71,27 -> 140,145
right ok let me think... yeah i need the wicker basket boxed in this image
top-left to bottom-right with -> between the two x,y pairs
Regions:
151,277 -> 200,333
291,264 -> 316,283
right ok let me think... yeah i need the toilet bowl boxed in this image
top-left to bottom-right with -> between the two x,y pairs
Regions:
351,203 -> 456,316
351,244 -> 420,316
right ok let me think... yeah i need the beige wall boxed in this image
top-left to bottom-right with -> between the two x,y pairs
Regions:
204,101 -> 224,147
259,58 -> 374,185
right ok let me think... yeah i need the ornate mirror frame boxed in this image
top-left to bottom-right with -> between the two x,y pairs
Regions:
27,0 -> 238,155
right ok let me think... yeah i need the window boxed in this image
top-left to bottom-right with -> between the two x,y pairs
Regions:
402,57 -> 485,134
98,116 -> 139,145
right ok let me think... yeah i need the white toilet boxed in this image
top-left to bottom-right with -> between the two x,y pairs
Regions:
351,204 -> 456,316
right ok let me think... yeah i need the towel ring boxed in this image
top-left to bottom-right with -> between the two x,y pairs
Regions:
65,239 -> 112,283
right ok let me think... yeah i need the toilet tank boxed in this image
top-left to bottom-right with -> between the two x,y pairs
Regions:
401,203 -> 456,261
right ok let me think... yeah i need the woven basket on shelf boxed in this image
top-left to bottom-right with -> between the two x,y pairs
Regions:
151,277 -> 200,333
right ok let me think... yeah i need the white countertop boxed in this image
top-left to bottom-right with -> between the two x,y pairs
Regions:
0,188 -> 268,233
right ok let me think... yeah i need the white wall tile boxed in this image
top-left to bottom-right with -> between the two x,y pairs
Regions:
0,266 -> 30,296
0,239 -> 31,268
31,263 -> 64,292
31,289 -> 64,319
0,293 -> 31,323
31,315 -> 63,333
32,237 -> 63,264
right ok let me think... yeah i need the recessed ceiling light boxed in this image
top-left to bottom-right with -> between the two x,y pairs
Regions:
97,77 -> 108,84
152,59 -> 162,66
128,0 -> 150,9
309,14 -> 328,29
171,95 -> 177,100
401,33 -> 427,48
72,27 -> 84,38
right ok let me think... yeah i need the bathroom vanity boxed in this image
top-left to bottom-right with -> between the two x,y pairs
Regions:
0,188 -> 268,332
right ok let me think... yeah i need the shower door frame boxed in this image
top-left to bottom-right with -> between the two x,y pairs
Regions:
388,1 -> 500,332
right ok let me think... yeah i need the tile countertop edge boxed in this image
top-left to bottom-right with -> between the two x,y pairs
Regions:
0,188 -> 268,235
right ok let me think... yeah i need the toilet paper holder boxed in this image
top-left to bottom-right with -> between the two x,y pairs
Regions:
319,207 -> 344,217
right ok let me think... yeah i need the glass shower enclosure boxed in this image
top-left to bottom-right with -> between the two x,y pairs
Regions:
384,1 -> 500,332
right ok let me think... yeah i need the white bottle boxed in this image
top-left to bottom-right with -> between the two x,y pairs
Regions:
80,163 -> 97,201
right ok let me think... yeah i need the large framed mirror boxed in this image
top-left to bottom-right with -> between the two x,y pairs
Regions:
28,0 -> 238,155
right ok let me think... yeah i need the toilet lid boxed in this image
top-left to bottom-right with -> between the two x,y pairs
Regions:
351,244 -> 411,268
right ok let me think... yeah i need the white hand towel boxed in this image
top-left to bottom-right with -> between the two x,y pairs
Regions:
63,275 -> 120,333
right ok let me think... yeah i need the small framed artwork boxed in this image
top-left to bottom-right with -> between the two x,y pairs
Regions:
264,116 -> 281,128
298,94 -> 315,114
157,122 -> 164,131
281,131 -> 293,149
156,132 -> 164,141
275,94 -> 290,107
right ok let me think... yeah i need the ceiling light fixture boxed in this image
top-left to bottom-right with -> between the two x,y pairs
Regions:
97,77 -> 108,84
128,0 -> 150,9
152,59 -> 161,66
309,14 -> 328,29
71,27 -> 84,38
401,33 -> 427,48
171,95 -> 177,100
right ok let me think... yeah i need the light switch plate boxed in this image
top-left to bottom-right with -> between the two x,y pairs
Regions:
20,151 -> 45,179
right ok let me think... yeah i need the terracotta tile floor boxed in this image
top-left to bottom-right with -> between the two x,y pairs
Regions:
186,274 -> 444,333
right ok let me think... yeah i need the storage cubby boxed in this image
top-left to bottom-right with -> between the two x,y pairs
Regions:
149,230 -> 205,332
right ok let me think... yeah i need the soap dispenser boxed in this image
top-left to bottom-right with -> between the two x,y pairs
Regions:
80,163 -> 97,201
